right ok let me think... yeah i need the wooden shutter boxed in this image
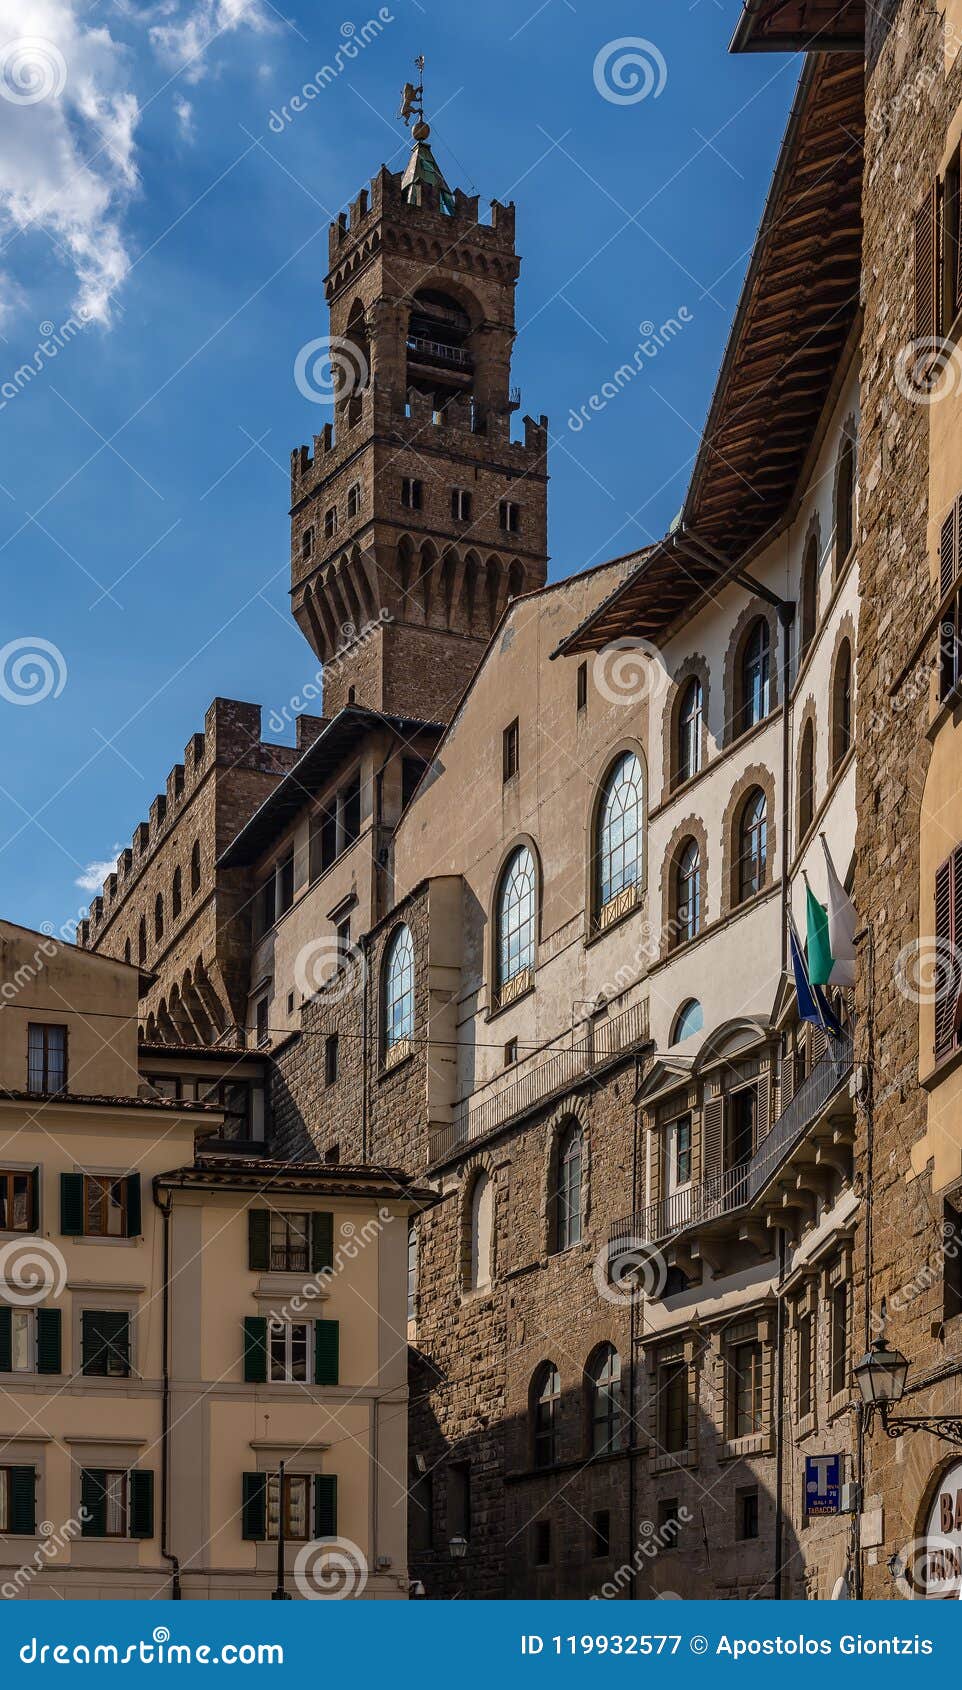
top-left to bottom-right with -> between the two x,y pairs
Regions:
313,1474 -> 338,1539
935,854 -> 959,1055
0,1307 -> 10,1374
60,1172 -> 84,1236
915,183 -> 941,343
36,1308 -> 61,1375
311,1212 -> 334,1275
29,1168 -> 39,1231
314,1319 -> 340,1386
941,503 -> 959,598
243,1316 -> 268,1383
82,1310 -> 129,1376
81,1469 -> 106,1537
701,1095 -> 724,1184
124,1174 -> 141,1238
242,1472 -> 266,1540
9,1467 -> 35,1536
755,1069 -> 771,1144
248,1210 -> 270,1272
128,1469 -> 154,1539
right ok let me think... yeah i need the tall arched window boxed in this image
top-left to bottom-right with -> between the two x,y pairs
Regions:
586,1345 -> 622,1455
739,619 -> 771,735
384,924 -> 415,1050
676,679 -> 703,785
554,1122 -> 583,1251
190,839 -> 201,896
832,641 -> 853,772
496,846 -> 536,991
138,917 -> 147,965
800,536 -> 818,659
531,1363 -> 560,1468
154,894 -> 164,944
736,788 -> 768,904
835,435 -> 855,572
171,866 -> 182,921
596,752 -> 643,910
675,838 -> 701,943
799,720 -> 815,840
468,1172 -> 493,1292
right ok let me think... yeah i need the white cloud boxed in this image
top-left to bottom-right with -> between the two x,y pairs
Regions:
173,90 -> 194,140
75,849 -> 122,892
0,1 -> 140,323
150,0 -> 273,84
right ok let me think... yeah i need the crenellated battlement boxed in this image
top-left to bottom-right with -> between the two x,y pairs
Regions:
80,698 -> 321,948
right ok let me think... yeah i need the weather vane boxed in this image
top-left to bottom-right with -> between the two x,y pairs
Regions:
398,55 -> 430,139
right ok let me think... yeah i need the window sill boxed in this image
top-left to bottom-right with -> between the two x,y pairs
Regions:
717,1432 -> 773,1463
584,887 -> 645,949
380,1043 -> 415,1080
649,1448 -> 694,1474
485,979 -> 535,1023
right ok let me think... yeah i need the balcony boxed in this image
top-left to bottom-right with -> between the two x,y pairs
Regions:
406,335 -> 471,369
610,1033 -> 854,1261
429,999 -> 650,1166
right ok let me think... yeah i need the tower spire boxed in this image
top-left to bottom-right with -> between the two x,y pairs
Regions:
398,56 -> 454,215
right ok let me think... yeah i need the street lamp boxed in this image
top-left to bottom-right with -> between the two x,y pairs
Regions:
448,1534 -> 468,1561
855,1338 -> 962,1446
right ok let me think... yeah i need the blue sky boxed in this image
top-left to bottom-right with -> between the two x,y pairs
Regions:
0,0 -> 801,933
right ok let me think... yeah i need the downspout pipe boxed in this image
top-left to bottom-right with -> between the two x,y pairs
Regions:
152,1181 -> 182,1599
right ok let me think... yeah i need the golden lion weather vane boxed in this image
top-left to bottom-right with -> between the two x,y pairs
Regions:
398,55 -> 430,138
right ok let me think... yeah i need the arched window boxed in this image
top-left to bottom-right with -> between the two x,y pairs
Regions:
800,536 -> 818,658
835,435 -> 855,572
736,788 -> 768,904
670,999 -> 703,1045
171,866 -> 182,921
799,720 -> 815,840
468,1172 -> 492,1292
554,1122 -> 583,1252
739,619 -> 771,735
586,1345 -> 622,1455
676,679 -> 703,786
531,1363 -> 560,1468
138,917 -> 147,965
596,752 -> 643,910
190,839 -> 201,896
154,894 -> 164,944
675,838 -> 701,944
832,641 -> 853,772
496,845 -> 536,991
384,925 -> 415,1050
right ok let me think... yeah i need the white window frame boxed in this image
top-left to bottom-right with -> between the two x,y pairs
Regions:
267,1319 -> 312,1385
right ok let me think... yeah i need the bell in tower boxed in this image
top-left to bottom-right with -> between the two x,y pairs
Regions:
289,59 -> 549,724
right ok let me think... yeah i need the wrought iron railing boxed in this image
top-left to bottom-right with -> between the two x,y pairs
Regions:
429,1000 -> 650,1166
407,335 -> 470,366
609,1033 -> 853,1249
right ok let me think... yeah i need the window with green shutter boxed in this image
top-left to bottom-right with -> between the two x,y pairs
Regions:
0,1169 -> 38,1232
314,1319 -> 339,1386
128,1470 -> 153,1539
60,1172 -> 84,1236
248,1209 -> 270,1272
0,1466 -> 37,1535
61,1173 -> 141,1238
81,1310 -> 130,1377
243,1316 -> 268,1383
0,1307 -> 11,1374
313,1473 -> 337,1539
36,1308 -> 61,1374
242,1472 -> 266,1540
311,1213 -> 334,1274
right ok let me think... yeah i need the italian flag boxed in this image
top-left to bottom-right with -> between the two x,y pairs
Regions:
806,835 -> 857,989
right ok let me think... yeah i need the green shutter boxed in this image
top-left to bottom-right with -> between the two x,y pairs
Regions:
29,1169 -> 39,1231
125,1174 -> 142,1238
9,1467 -> 35,1536
0,1307 -> 11,1374
248,1210 -> 270,1272
243,1316 -> 268,1383
81,1469 -> 106,1538
242,1472 -> 266,1540
311,1212 -> 334,1274
82,1310 -> 130,1377
36,1308 -> 61,1375
60,1172 -> 84,1236
314,1319 -> 339,1386
313,1474 -> 337,1539
128,1469 -> 153,1539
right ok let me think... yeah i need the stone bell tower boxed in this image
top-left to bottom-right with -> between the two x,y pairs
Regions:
290,66 -> 548,723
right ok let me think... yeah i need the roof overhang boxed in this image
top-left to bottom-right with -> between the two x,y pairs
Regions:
551,52 -> 863,661
730,0 -> 865,53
